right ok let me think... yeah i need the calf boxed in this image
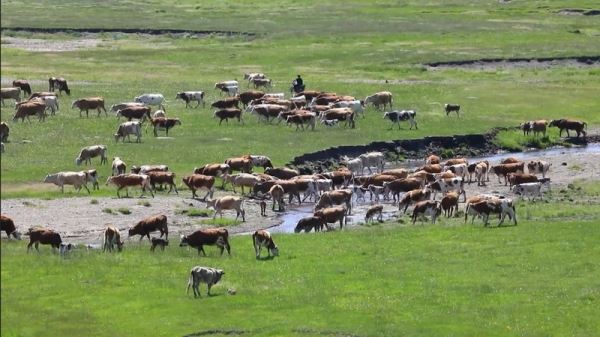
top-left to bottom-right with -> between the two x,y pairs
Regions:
294,216 -> 324,233
444,103 -> 460,117
150,237 -> 169,251
187,266 -> 225,298
411,200 -> 442,224
180,228 -> 231,256
103,226 -> 124,252
27,228 -> 62,252
365,205 -> 384,224
128,214 -> 168,241
252,229 -> 279,259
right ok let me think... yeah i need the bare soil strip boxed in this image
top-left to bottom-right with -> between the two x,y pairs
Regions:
425,56 -> 600,69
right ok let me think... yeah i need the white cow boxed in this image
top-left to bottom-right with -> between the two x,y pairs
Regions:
358,152 -> 386,174
512,182 -> 543,201
176,91 -> 205,108
331,100 -> 364,118
43,171 -> 90,193
341,156 -> 363,174
527,160 -> 551,178
39,95 -> 59,115
263,93 -> 285,100
134,93 -> 165,110
114,121 -> 142,143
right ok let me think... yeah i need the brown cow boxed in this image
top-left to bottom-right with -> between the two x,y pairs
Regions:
269,184 -> 285,212
425,154 -> 441,165
321,108 -> 355,128
381,168 -> 409,179
146,171 -> 178,194
238,91 -> 265,107
398,188 -> 432,213
128,214 -> 168,241
1,214 -> 21,239
0,122 -> 9,142
48,77 -> 70,95
194,163 -> 230,177
382,178 -> 423,202
182,174 -> 215,200
180,228 -> 230,256
252,229 -> 279,258
416,164 -> 443,174
365,205 -> 384,223
211,97 -> 240,109
507,173 -> 538,189
500,157 -> 521,164
490,162 -> 525,185
411,200 -> 441,224
214,108 -> 243,125
72,97 -> 107,117
444,158 -> 468,166
225,157 -> 253,173
105,174 -> 154,198
116,106 -> 151,121
265,167 -> 299,180
441,192 -> 459,217
12,79 -> 32,96
150,117 -> 181,136
27,227 -> 62,252
549,119 -> 587,138
13,100 -> 46,123
314,189 -> 353,213
314,206 -> 347,230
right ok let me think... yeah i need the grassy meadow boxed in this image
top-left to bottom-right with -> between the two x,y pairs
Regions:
2,1 -> 600,336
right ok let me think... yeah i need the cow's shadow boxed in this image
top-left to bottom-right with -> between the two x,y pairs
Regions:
256,256 -> 276,261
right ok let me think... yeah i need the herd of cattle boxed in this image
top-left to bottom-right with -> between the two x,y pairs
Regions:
0,74 -> 589,297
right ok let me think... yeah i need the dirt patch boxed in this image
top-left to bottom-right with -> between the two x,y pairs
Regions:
2,27 -> 255,38
426,56 -> 600,70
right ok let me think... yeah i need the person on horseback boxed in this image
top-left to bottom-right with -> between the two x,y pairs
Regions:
292,75 -> 305,93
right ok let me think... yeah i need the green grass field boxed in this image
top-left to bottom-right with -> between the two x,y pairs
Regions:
2,1 -> 600,335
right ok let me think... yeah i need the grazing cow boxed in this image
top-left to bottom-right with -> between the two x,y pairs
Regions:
321,108 -> 355,128
527,160 -> 551,178
364,91 -> 393,110
134,93 -> 165,110
187,266 -> 225,298
147,171 -> 178,194
76,145 -> 108,165
110,102 -> 145,113
180,228 -> 231,256
314,206 -> 347,230
27,227 -> 62,252
465,198 -> 517,226
549,119 -> 587,138
103,226 -> 124,252
1,87 -> 21,106
269,184 -> 285,211
264,167 -> 299,180
72,97 -> 107,117
441,192 -> 459,217
1,214 -> 21,239
382,178 -> 423,202
176,91 -> 205,108
383,110 -> 418,130
512,182 -> 543,201
427,177 -> 466,201
411,200 -> 441,224
359,152 -> 386,174
294,216 -> 324,233
444,103 -> 460,117
12,101 -> 46,123
115,121 -> 142,143
12,79 -> 32,96
150,117 -> 181,136
365,205 -> 384,223
59,242 -> 75,256
214,108 -> 243,125
116,106 -> 152,121
490,162 -> 525,185
37,95 -> 59,115
43,171 -> 90,193
252,229 -> 279,258
106,173 -> 154,198
206,196 -> 246,222
128,214 -> 168,241
507,173 -> 538,189
112,157 -> 127,176
0,122 -> 9,142
398,188 -> 432,214
48,77 -> 70,95
150,237 -> 169,251
315,188 -> 353,211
